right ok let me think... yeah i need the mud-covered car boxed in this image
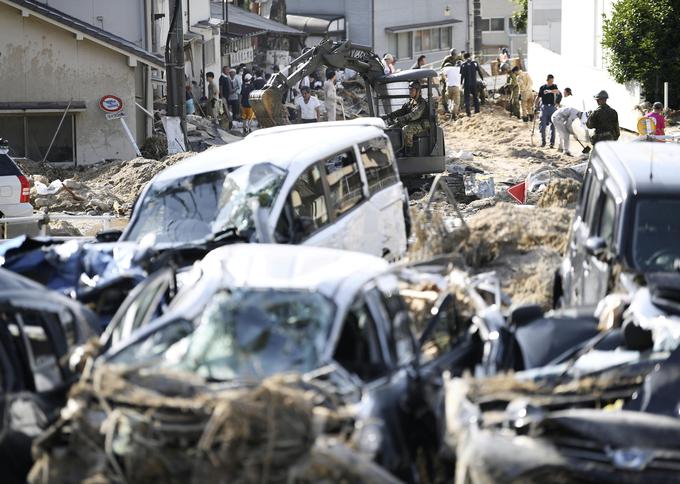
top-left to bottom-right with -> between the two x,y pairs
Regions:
447,274 -> 680,484
0,268 -> 98,483
95,244 -> 473,482
556,142 -> 680,307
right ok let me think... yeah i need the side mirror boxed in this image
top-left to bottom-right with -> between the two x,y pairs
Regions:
96,229 -> 122,243
585,236 -> 607,260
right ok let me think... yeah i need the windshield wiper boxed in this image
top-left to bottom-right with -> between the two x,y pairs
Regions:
205,227 -> 252,245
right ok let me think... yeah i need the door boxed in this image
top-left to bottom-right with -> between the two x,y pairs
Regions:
358,137 -> 407,258
321,149 -> 373,253
274,163 -> 335,247
568,168 -> 602,305
583,192 -> 617,304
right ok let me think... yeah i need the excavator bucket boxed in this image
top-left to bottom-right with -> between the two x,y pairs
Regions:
250,88 -> 290,129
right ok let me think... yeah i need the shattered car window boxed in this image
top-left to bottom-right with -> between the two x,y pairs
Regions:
112,289 -> 335,381
633,199 -> 680,271
124,163 -> 286,245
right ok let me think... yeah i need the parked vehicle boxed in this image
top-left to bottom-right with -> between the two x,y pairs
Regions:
119,119 -> 409,259
556,141 -> 680,307
0,139 -> 34,237
448,274 -> 680,484
0,268 -> 98,483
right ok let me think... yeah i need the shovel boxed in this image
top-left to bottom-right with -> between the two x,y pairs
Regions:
575,137 -> 591,154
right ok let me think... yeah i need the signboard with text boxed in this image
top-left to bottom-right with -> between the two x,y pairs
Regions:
230,47 -> 254,66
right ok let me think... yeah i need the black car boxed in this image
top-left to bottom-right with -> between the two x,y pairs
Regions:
555,141 -> 680,307
0,268 -> 98,483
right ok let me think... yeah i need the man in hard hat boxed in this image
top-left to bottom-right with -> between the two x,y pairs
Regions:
441,48 -> 462,68
382,81 -> 429,154
587,90 -> 620,144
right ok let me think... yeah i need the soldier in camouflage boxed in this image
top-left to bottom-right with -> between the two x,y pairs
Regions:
586,90 -> 620,144
383,81 -> 429,153
508,66 -> 521,119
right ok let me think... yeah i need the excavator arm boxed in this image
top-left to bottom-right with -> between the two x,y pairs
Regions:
250,40 -> 385,128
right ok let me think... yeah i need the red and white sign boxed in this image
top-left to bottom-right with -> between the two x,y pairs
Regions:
99,95 -> 124,113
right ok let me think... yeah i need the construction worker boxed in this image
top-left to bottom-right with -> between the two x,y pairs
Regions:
516,69 -> 534,122
508,66 -> 521,119
382,81 -> 428,154
551,106 -> 584,156
587,90 -> 620,144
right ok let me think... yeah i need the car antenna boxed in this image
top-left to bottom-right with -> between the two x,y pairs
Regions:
650,146 -> 654,182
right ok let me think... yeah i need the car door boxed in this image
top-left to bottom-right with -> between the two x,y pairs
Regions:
582,189 -> 617,304
0,154 -> 24,208
569,167 -> 603,305
357,137 -> 407,259
273,162 -> 337,247
320,149 -> 375,254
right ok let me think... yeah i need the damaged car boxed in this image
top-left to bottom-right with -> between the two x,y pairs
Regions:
447,272 -> 680,484
556,141 -> 680,307
31,244 -> 484,483
0,268 -> 98,483
119,119 -> 409,259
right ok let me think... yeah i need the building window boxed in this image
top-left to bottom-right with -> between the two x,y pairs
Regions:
414,27 -> 453,53
387,31 -> 413,60
0,114 -> 75,162
481,18 -> 505,32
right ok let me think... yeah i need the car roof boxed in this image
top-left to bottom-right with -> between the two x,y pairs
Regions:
0,267 -> 44,290
153,121 -> 386,183
594,142 -> 680,197
201,244 -> 389,300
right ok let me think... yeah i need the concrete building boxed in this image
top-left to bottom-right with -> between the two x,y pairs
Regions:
285,0 -> 469,70
0,0 -> 163,165
527,0 -> 641,130
477,0 -> 527,62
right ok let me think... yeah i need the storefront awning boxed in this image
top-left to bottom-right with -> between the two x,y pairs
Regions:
385,18 -> 462,33
211,4 -> 305,37
0,101 -> 87,114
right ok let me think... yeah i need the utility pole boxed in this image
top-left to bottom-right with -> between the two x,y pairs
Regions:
165,0 -> 186,154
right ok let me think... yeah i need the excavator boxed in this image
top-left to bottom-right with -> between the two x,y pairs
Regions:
250,40 -> 446,178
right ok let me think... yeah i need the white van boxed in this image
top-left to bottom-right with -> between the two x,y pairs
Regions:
120,119 -> 408,259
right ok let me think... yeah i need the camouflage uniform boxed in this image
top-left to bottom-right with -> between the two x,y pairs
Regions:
390,96 -> 429,148
516,71 -> 535,121
508,72 -> 521,118
586,103 -> 620,144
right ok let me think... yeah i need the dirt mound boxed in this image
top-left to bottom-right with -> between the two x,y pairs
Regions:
459,202 -> 572,308
26,152 -> 195,215
537,178 -> 582,208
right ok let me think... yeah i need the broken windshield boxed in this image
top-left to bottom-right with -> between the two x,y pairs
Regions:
632,199 -> 680,271
124,163 -> 286,245
111,289 -> 336,381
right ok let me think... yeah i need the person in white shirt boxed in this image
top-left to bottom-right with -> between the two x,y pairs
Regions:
551,106 -> 584,156
295,86 -> 321,123
383,53 -> 396,75
443,61 -> 462,119
559,87 -> 579,109
323,69 -> 338,121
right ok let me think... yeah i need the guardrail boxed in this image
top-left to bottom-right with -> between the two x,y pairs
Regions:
0,213 -> 119,238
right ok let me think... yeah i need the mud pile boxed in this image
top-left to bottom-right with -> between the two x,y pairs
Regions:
30,367 -> 317,484
459,202 -> 572,308
23,152 -> 195,216
536,178 -> 582,208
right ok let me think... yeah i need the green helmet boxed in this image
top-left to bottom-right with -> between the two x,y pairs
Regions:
594,90 -> 609,100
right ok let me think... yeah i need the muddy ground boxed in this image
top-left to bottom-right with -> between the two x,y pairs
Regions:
409,102 -> 588,309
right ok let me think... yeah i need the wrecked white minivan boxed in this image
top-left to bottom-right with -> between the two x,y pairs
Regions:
120,119 -> 408,259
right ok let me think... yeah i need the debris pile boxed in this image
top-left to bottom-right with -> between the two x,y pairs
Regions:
24,152 -> 195,216
536,178 -> 582,208
186,114 -> 242,151
30,367 -> 317,484
460,202 -> 572,308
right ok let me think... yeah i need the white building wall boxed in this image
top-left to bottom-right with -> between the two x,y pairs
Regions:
528,0 -> 640,130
